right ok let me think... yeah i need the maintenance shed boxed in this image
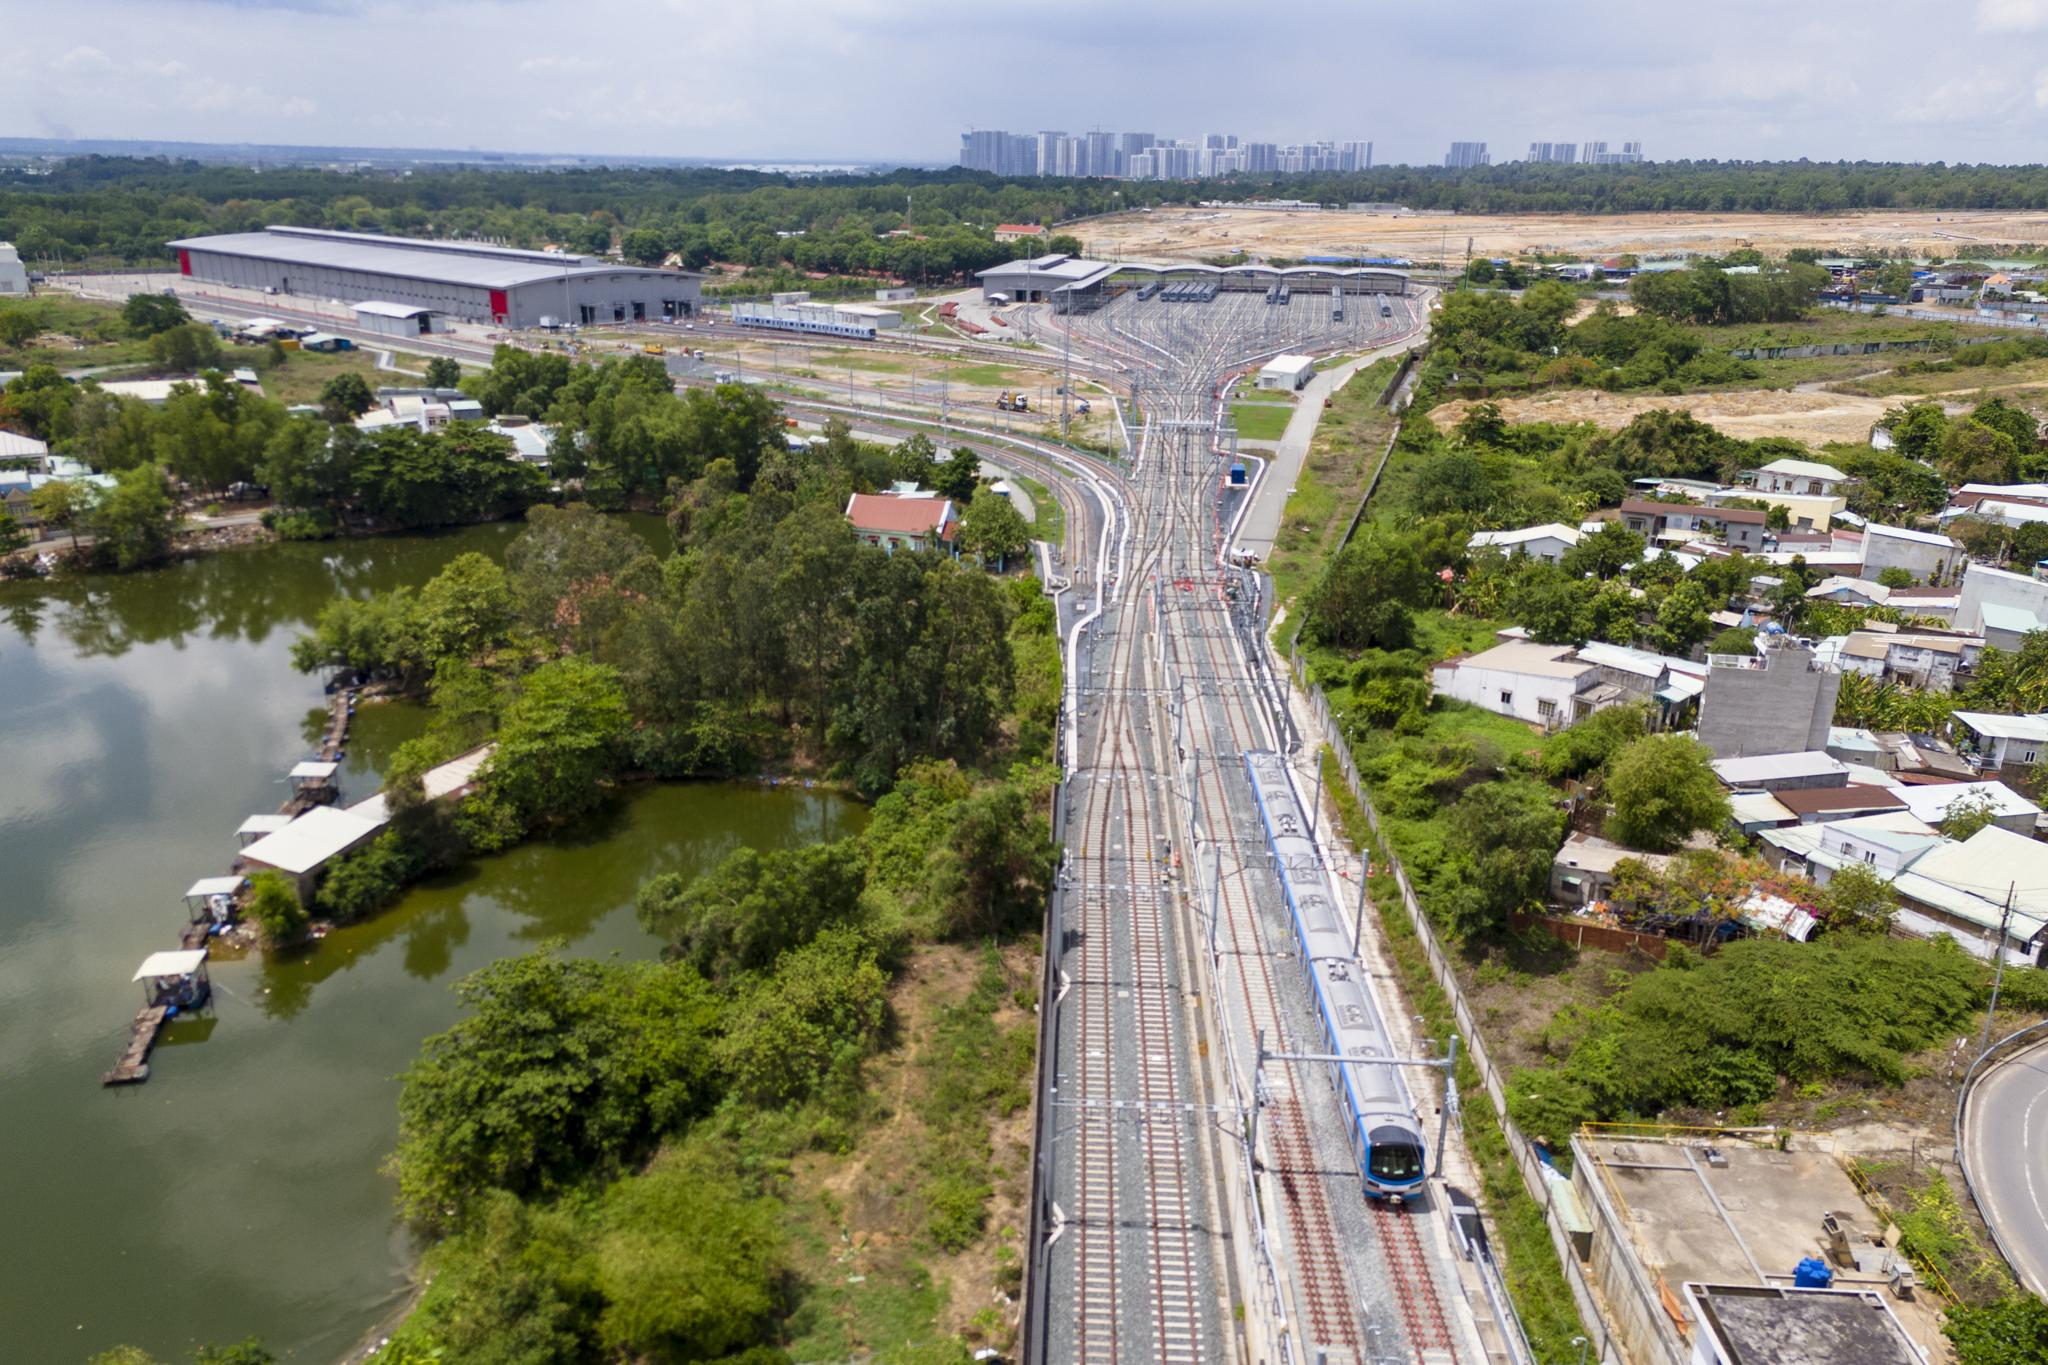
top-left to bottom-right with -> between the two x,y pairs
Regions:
1257,354 -> 1317,390
168,226 -> 702,328
353,300 -> 438,337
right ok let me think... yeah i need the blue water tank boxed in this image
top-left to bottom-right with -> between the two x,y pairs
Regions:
1793,1256 -> 1833,1289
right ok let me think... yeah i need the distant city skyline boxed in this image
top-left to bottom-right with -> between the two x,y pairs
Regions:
960,127 -> 1374,179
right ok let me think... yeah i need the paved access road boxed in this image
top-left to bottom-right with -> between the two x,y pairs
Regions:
1964,1035 -> 2048,1296
1232,303 -> 1432,562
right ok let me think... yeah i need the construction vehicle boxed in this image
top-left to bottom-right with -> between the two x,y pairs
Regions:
1012,392 -> 1030,412
996,391 -> 1013,410
642,343 -> 665,356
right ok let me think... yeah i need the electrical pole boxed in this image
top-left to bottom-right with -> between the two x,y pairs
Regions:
1982,883 -> 2018,1055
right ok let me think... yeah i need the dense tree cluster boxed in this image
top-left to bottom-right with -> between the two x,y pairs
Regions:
1505,935 -> 2048,1142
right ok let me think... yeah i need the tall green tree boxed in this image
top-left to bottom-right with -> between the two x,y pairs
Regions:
393,950 -> 722,1225
319,371 -> 376,422
960,486 -> 1032,568
122,293 -> 190,336
28,476 -> 96,549
463,656 -> 632,845
85,463 -> 178,570
636,840 -> 867,979
1603,734 -> 1729,851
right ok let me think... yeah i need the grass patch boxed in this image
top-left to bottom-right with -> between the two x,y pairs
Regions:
1851,1160 -> 2016,1307
1012,474 -> 1063,547
0,292 -> 155,372
1319,746 -> 1589,1361
1263,357 -> 1400,617
936,362 -> 1035,388
1229,401 -> 1294,441
262,348 -> 392,407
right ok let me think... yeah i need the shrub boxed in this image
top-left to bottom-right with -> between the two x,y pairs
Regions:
246,870 -> 307,943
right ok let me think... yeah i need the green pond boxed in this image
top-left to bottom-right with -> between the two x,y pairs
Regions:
0,520 -> 862,1363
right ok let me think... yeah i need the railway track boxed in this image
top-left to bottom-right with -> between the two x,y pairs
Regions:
1036,286 -> 1469,1365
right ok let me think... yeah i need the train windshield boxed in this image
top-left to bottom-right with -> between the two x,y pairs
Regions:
1369,1132 -> 1424,1184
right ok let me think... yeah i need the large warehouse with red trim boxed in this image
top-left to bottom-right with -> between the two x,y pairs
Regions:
165,226 -> 702,329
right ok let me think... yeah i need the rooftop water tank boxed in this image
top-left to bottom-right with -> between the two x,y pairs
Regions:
1793,1255 -> 1834,1289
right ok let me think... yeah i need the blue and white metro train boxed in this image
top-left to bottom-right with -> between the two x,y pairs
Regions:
1243,750 -> 1428,1201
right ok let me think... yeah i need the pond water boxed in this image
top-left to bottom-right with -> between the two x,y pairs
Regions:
0,521 -> 860,1362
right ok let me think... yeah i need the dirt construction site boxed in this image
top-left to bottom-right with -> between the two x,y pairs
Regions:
1078,205 -> 2048,264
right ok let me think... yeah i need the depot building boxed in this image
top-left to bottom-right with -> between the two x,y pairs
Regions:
166,225 -> 703,329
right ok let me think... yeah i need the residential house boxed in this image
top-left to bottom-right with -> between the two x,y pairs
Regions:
1725,458 -> 1849,531
1710,750 -> 1850,792
1428,639 -> 1601,731
1618,498 -> 1768,552
1956,559 -> 2048,638
1826,727 -> 1975,780
1758,811 -> 1943,883
844,492 -> 959,554
1696,642 -> 1841,759
0,429 -> 49,468
1947,482 -> 2048,516
1979,602 -> 2047,651
1805,576 -> 1894,610
994,224 -> 1047,243
1859,522 -> 1961,585
1894,780 -> 2041,836
1748,457 -> 1848,499
1771,784 -> 1910,824
1550,832 -> 1671,908
1892,826 -> 2048,964
1834,628 -> 1983,692
1573,640 -> 1707,727
1950,711 -> 2048,776
1466,523 -> 1581,565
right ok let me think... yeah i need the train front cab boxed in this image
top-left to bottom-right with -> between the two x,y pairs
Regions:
1367,1125 -> 1427,1202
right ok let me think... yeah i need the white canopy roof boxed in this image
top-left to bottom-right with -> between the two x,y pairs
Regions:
240,805 -> 387,875
289,760 -> 340,780
236,814 -> 293,836
184,875 -> 245,899
134,948 -> 208,981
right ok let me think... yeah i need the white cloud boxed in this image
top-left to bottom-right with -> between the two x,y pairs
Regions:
54,45 -> 114,74
1979,0 -> 2048,30
0,0 -> 2044,164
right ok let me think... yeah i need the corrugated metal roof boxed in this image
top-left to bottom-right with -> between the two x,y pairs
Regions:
353,300 -> 434,318
1712,750 -> 1849,785
170,229 -> 688,291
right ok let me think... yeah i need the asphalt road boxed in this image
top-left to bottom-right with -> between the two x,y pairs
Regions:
1231,300 -> 1430,561
1965,1035 -> 2048,1295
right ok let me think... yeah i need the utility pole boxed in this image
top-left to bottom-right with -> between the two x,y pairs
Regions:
1982,883 -> 2018,1055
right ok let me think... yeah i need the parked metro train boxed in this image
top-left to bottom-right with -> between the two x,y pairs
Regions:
1243,750 -> 1428,1201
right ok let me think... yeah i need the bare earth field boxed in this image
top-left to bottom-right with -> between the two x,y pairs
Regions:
1079,206 -> 2048,263
1429,387 -> 1907,447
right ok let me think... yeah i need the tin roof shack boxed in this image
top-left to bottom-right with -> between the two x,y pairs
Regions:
1570,1131 -> 1945,1365
1428,639 -> 1601,732
1551,832 -> 1671,909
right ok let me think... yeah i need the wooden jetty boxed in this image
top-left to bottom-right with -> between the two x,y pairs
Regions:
102,1005 -> 169,1085
101,685 -> 389,1086
102,950 -> 209,1087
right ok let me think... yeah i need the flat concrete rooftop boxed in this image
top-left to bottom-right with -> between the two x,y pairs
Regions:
1579,1134 -> 1946,1362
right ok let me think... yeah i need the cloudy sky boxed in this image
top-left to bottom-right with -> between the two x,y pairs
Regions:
7,0 -> 2048,165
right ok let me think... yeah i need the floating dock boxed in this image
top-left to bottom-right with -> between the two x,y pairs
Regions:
101,1005 -> 169,1085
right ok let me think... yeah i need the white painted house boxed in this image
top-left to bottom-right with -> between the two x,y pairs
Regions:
1466,523 -> 1581,564
1429,640 -> 1600,731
